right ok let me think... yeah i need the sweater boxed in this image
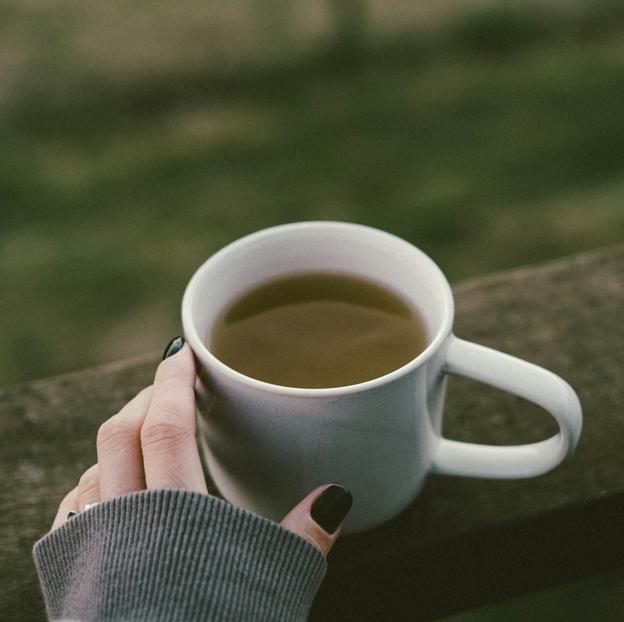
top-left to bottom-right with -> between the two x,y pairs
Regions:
33,489 -> 327,621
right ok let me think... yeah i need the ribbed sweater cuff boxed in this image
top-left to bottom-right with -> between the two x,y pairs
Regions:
33,489 -> 327,621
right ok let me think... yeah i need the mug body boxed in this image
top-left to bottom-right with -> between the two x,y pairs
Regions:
182,222 -> 454,533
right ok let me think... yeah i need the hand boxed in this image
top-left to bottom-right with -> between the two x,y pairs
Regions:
51,338 -> 352,557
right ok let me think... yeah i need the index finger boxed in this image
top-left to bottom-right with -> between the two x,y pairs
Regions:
140,341 -> 207,494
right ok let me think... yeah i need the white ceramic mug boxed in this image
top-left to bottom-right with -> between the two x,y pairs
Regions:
182,222 -> 582,533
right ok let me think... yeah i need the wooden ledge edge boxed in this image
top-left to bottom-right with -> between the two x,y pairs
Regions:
0,350 -> 161,398
452,242 -> 623,293
2,243 -> 621,397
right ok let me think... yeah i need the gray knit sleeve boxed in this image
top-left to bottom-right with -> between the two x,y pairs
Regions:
33,489 -> 327,621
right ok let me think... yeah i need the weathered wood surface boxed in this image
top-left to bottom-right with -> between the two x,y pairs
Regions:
1,245 -> 623,621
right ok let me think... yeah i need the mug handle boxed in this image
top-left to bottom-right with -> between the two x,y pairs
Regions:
431,335 -> 582,478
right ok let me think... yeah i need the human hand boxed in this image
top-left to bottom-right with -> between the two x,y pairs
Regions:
51,337 -> 352,557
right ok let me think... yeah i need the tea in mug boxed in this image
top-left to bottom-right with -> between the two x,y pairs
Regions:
210,271 -> 428,388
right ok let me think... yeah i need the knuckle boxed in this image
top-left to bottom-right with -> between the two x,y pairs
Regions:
156,391 -> 187,417
140,420 -> 194,452
150,391 -> 196,430
158,378 -> 195,411
97,416 -> 137,453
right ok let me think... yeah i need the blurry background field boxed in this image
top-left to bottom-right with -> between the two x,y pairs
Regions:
1,2 -> 623,617
3,0 -> 624,388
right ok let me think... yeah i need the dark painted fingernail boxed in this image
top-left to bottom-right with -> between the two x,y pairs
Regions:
163,336 -> 185,360
310,484 -> 353,534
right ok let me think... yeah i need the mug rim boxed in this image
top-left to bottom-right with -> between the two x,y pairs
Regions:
182,221 -> 454,396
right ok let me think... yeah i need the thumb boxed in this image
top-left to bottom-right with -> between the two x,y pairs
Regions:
281,484 -> 353,557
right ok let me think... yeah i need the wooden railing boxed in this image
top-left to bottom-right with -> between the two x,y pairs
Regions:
2,245 -> 622,621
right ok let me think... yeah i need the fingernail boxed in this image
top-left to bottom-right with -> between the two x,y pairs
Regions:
310,484 -> 353,534
163,336 -> 185,360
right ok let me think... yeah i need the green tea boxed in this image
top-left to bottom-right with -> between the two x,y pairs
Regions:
210,271 -> 428,388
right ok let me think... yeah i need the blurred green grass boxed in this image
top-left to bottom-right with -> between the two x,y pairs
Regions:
3,30 -> 624,386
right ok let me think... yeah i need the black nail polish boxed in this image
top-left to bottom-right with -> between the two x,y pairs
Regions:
163,336 -> 185,360
310,484 -> 353,534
